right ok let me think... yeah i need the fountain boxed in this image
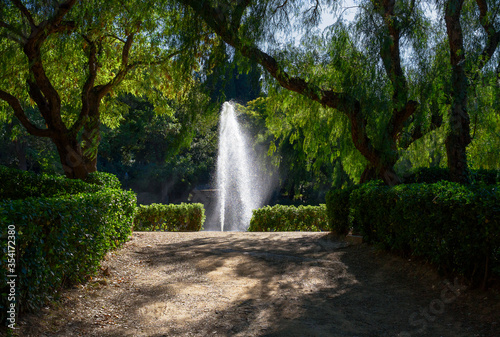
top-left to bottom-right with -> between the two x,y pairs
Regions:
215,102 -> 267,231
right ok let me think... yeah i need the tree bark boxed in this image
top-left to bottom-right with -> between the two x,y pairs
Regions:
445,0 -> 470,184
82,92 -> 101,173
53,136 -> 88,179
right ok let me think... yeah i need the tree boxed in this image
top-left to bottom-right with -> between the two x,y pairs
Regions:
443,0 -> 500,183
0,0 -> 207,179
177,0 -> 444,185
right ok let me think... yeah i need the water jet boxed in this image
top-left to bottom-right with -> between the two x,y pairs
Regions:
215,102 -> 269,231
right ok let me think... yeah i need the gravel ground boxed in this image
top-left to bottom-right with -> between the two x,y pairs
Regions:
11,231 -> 500,337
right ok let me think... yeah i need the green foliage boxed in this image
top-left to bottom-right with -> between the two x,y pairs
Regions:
134,203 -> 205,231
248,204 -> 329,232
325,186 -> 360,235
97,94 -> 218,203
403,167 -> 451,184
0,165 -> 102,200
348,182 -> 500,283
403,167 -> 500,184
0,188 -> 136,321
85,171 -> 122,190
242,97 -> 354,204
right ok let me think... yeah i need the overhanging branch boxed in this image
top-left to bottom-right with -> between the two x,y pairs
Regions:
476,0 -> 500,70
12,0 -> 36,29
0,89 -> 53,138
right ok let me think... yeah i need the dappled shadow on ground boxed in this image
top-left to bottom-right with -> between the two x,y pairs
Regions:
15,232 -> 500,337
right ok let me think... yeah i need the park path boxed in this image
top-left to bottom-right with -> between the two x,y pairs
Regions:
16,232 -> 499,337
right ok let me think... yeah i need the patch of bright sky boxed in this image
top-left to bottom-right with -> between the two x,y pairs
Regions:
278,0 -> 359,46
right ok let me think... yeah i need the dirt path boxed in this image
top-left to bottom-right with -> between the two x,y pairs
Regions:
15,232 -> 499,337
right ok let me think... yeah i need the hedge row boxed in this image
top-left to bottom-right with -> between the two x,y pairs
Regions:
0,165 -> 121,200
326,181 -> 500,283
403,167 -> 500,184
84,171 -> 122,190
0,189 -> 136,322
248,204 -> 329,232
134,203 -> 205,231
325,186 -> 359,235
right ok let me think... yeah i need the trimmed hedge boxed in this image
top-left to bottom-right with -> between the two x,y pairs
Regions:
347,182 -> 500,283
403,167 -> 500,184
0,189 -> 136,321
0,165 -> 102,200
134,203 -> 205,231
248,204 -> 329,232
85,171 -> 122,189
325,186 -> 359,235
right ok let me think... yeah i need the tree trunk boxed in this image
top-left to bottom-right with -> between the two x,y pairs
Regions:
445,100 -> 470,184
359,163 -> 401,186
82,94 -> 101,173
82,119 -> 100,174
445,0 -> 470,184
54,136 -> 88,179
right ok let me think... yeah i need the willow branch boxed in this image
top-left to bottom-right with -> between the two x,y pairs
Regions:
231,0 -> 252,28
95,33 -> 135,98
12,0 -> 36,29
70,36 -> 98,135
400,112 -> 443,149
51,0 -> 77,27
26,79 -> 51,122
0,89 -> 53,138
375,0 -> 418,140
182,0 -> 384,167
476,0 -> 500,70
0,21 -> 27,43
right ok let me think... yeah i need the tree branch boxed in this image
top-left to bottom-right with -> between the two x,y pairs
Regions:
26,79 -> 51,122
371,0 -> 420,142
391,100 -> 418,141
70,36 -> 99,135
182,0 -> 386,174
11,0 -> 36,29
231,0 -> 252,29
0,89 -> 53,138
399,110 -> 443,149
476,0 -> 500,70
51,0 -> 77,27
21,0 -> 77,133
183,0 -> 354,113
0,20 -> 27,43
95,33 -> 135,98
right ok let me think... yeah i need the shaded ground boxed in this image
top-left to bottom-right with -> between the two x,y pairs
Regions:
13,232 -> 500,337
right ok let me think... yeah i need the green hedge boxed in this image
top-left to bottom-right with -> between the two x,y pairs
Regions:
0,189 -> 136,322
0,165 -> 105,200
348,182 -> 500,283
403,167 -> 500,184
134,203 -> 205,231
85,171 -> 122,189
248,204 -> 329,232
325,186 -> 359,235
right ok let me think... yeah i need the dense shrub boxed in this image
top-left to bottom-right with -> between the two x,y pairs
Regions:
134,203 -> 205,231
85,171 -> 122,189
248,204 -> 329,232
0,165 -> 102,200
403,167 -> 500,184
349,182 -> 500,283
325,186 -> 360,235
0,189 -> 136,321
